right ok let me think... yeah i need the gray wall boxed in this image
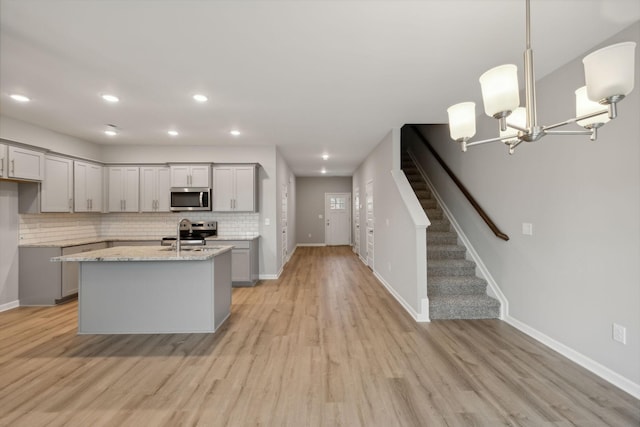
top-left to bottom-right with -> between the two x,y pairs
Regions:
0,181 -> 19,308
296,176 -> 352,245
352,129 -> 428,317
407,23 -> 639,388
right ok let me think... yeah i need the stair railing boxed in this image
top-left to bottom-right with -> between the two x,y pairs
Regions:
409,125 -> 509,241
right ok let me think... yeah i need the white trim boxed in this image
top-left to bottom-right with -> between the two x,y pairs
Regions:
0,300 -> 20,312
296,243 -> 326,247
259,273 -> 280,280
373,271 -> 429,322
359,254 -> 367,264
505,315 -> 640,399
408,150 -> 509,319
286,245 -> 296,263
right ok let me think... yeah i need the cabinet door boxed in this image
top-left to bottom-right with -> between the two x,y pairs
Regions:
74,161 -> 89,212
108,167 -> 125,212
87,164 -> 103,211
123,167 -> 139,212
231,248 -> 251,282
212,166 -> 234,211
156,167 -> 171,211
8,146 -> 44,180
170,166 -> 190,187
140,167 -> 157,212
234,166 -> 256,211
42,155 -> 73,212
0,144 -> 7,178
190,165 -> 211,187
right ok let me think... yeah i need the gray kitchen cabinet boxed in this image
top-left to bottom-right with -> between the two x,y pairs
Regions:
74,160 -> 103,212
6,145 -> 44,181
0,143 -> 7,178
212,164 -> 258,212
107,166 -> 139,212
170,164 -> 211,187
217,239 -> 259,286
42,155 -> 74,212
140,166 -> 171,212
19,241 -> 108,305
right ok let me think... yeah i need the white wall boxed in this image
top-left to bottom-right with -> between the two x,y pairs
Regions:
408,23 -> 640,393
0,182 -> 19,310
1,116 -> 102,160
275,148 -> 296,269
353,129 -> 428,319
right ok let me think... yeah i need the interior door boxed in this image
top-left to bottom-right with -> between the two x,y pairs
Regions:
353,187 -> 360,254
365,181 -> 374,268
281,183 -> 288,264
325,193 -> 351,246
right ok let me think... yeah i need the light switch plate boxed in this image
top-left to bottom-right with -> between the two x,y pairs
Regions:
522,223 -> 533,235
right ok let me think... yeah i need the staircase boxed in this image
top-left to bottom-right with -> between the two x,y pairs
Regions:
402,153 -> 500,320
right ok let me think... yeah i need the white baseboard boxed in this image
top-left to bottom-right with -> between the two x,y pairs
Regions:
296,243 -> 327,247
408,150 -> 509,319
259,273 -> 280,280
373,271 -> 430,322
505,315 -> 640,399
0,300 -> 20,312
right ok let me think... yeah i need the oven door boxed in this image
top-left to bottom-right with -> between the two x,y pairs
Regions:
170,187 -> 211,211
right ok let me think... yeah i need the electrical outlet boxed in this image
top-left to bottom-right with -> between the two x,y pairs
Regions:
613,323 -> 627,344
522,222 -> 533,235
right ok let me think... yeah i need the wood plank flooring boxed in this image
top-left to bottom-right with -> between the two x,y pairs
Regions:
1,246 -> 638,426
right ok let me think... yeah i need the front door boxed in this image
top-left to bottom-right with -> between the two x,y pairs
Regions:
325,193 -> 351,246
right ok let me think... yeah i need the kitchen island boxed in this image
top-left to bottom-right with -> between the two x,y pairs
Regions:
52,245 -> 233,334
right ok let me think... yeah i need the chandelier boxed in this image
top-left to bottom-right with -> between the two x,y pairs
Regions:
446,0 -> 636,154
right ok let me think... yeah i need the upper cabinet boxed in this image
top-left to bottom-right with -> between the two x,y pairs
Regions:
140,166 -> 171,212
0,144 -> 6,178
212,164 -> 259,212
170,164 -> 211,187
42,155 -> 74,212
74,161 -> 103,212
5,145 -> 44,181
107,166 -> 139,212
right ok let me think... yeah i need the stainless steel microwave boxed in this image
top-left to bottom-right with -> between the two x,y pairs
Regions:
170,187 -> 212,211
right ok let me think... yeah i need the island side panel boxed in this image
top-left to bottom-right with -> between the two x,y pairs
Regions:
213,250 -> 232,330
78,260 -> 215,334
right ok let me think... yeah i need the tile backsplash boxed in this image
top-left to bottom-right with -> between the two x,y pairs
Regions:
19,212 -> 259,244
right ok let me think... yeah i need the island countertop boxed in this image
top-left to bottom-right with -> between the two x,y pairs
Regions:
51,245 -> 233,262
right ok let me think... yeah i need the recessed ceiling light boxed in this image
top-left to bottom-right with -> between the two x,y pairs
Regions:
10,94 -> 30,102
230,130 -> 241,136
104,124 -> 118,136
193,94 -> 208,103
321,168 -> 327,174
101,94 -> 119,103
168,130 -> 179,137
322,153 -> 329,160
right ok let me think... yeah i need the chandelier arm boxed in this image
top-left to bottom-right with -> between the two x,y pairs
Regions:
544,130 -> 593,136
543,108 -> 609,131
506,123 -> 528,133
466,135 -> 508,148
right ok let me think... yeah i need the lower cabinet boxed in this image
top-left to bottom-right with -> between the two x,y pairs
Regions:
19,242 -> 108,305
215,239 -> 259,286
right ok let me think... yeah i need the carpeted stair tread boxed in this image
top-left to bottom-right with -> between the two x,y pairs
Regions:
428,276 -> 488,296
427,231 -> 457,244
427,244 -> 467,259
428,219 -> 450,232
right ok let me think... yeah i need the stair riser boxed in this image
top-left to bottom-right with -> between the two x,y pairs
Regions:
428,283 -> 487,296
428,266 -> 476,276
428,222 -> 450,232
427,235 -> 457,244
425,209 -> 443,220
420,200 -> 438,209
429,305 -> 500,320
427,249 -> 466,260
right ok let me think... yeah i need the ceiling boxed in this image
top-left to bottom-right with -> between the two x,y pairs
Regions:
1,1 -> 638,176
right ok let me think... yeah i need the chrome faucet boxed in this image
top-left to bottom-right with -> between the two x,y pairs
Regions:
176,218 -> 192,252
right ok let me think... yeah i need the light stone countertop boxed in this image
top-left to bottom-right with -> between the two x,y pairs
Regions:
21,235 -> 259,248
51,245 -> 233,262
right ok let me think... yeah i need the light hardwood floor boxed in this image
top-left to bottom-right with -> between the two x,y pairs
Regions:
0,246 -> 638,426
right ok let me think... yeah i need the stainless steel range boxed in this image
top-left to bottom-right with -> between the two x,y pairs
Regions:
161,220 -> 217,246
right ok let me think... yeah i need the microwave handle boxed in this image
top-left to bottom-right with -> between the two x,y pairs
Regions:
199,191 -> 204,208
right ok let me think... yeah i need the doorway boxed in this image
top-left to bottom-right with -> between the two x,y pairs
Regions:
325,193 -> 351,246
353,187 -> 360,255
365,180 -> 374,268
